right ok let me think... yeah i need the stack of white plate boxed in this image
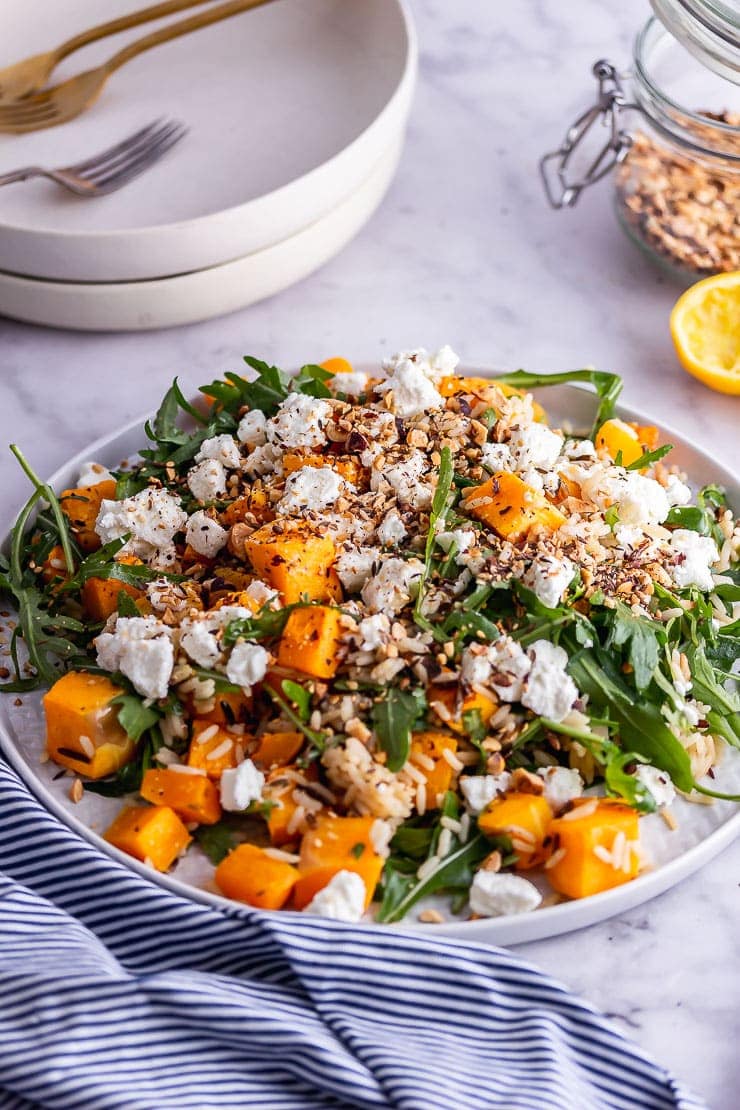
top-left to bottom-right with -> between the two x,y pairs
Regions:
0,0 -> 415,331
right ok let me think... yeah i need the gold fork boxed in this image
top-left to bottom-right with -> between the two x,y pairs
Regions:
0,0 -> 276,134
0,1 -> 215,103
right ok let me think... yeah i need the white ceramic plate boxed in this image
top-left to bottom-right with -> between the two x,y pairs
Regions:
0,380 -> 738,945
0,0 -> 415,281
0,139 -> 401,331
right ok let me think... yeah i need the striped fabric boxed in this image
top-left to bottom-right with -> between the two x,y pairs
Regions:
0,760 -> 703,1110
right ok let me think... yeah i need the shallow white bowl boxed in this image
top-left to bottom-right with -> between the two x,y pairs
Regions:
0,140 -> 401,331
0,379 -> 737,944
0,0 -> 415,281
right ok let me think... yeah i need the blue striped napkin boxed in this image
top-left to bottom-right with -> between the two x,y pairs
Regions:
0,759 -> 703,1110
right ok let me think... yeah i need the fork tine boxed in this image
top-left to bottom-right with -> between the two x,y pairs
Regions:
82,120 -> 178,182
63,120 -> 166,175
90,123 -> 187,193
0,99 -> 58,126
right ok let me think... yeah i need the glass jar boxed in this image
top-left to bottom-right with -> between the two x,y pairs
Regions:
541,2 -> 740,282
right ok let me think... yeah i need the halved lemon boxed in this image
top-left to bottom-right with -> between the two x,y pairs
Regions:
670,271 -> 740,395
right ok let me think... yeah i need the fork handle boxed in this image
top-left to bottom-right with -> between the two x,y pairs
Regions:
57,1 -> 217,62
105,0 -> 277,72
0,167 -> 40,187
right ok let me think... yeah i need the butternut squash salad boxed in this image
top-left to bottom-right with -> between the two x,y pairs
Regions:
2,349 -> 739,924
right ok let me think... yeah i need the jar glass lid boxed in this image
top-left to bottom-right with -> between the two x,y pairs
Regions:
650,0 -> 740,83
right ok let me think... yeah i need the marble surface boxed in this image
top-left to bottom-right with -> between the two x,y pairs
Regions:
0,0 -> 738,1106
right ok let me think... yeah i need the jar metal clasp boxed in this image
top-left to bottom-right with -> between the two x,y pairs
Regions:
540,60 -> 636,209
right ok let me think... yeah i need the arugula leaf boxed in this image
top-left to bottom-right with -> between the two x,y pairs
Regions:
110,693 -> 160,742
281,679 -> 311,722
116,591 -> 140,618
390,820 -> 435,860
264,685 -> 326,752
566,644 -> 695,792
221,605 -> 293,647
290,363 -> 333,398
537,716 -> 655,812
372,687 -> 427,772
490,368 -> 623,438
194,821 -> 237,865
415,447 -> 454,620
377,834 -> 490,923
600,600 -> 664,690
683,643 -> 740,749
667,484 -> 728,545
625,444 -> 673,471
146,378 -> 207,447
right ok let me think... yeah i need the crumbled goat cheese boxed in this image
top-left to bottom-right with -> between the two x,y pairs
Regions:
305,870 -> 366,922
564,438 -> 597,459
382,345 -> 460,382
244,579 -> 280,607
96,488 -> 187,559
236,409 -> 267,448
361,558 -> 424,614
374,450 -> 430,507
220,759 -> 265,811
436,529 -> 476,561
508,422 -> 564,471
226,642 -> 269,688
266,393 -> 331,448
521,554 -> 574,609
617,472 -> 670,526
96,616 -> 173,700
355,613 -> 391,651
481,442 -> 514,472
469,871 -> 542,917
537,766 -> 584,812
195,434 -> 242,470
664,473 -> 692,506
329,370 -> 368,396
335,545 -> 381,593
374,359 -> 445,418
460,648 -> 492,688
185,511 -> 228,558
634,764 -> 676,808
77,461 -> 113,486
243,442 -> 283,478
376,510 -> 407,546
669,529 -> 719,592
277,465 -> 351,515
486,636 -> 531,702
187,458 -> 227,502
521,640 -> 578,723
614,524 -> 645,551
460,773 -> 512,814
179,606 -> 252,669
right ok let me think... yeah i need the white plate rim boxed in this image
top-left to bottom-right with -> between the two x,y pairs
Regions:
0,0 -> 417,282
0,377 -> 737,945
0,139 -> 403,332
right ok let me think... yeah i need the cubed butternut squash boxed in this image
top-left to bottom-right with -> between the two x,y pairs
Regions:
632,423 -> 659,450
427,685 -> 497,736
243,521 -> 340,605
277,605 -> 344,679
60,479 -> 117,552
43,671 -> 136,779
320,356 -> 355,377
409,731 -> 459,804
215,843 -> 298,909
81,556 -> 144,620
299,814 -> 384,908
140,767 -> 222,825
252,731 -> 305,769
463,472 -> 566,541
263,773 -> 301,845
187,720 -> 247,779
595,419 -> 643,467
437,377 -> 547,422
546,798 -> 640,899
478,792 -> 554,870
39,543 -> 72,585
104,805 -> 191,872
282,452 -> 365,489
220,488 -> 275,527
189,690 -> 252,727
